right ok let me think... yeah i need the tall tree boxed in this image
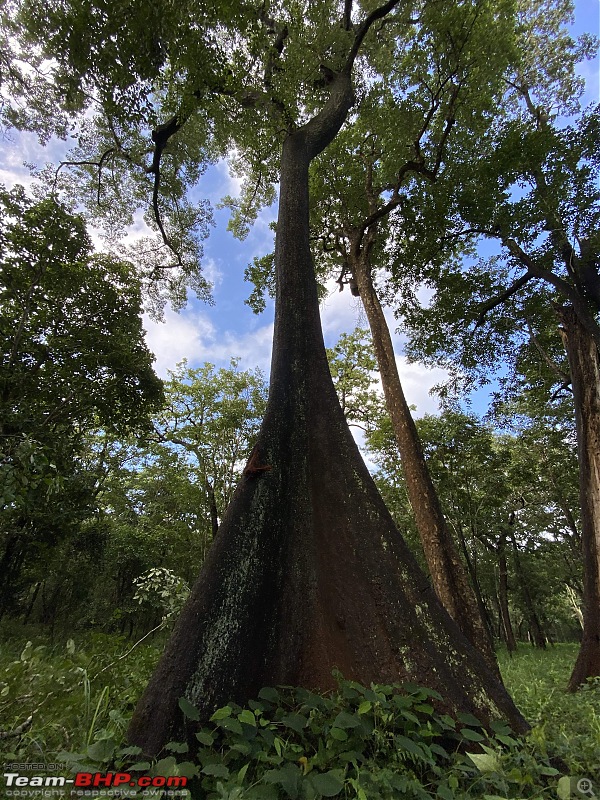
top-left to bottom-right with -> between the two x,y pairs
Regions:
395,2 -> 599,684
5,0 -> 527,753
150,360 -> 267,537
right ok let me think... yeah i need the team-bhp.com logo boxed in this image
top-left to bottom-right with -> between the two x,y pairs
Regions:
4,771 -> 187,792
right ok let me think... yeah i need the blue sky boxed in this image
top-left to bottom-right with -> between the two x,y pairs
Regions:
1,0 -> 598,420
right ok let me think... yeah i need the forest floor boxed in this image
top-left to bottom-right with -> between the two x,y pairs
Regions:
0,633 -> 598,798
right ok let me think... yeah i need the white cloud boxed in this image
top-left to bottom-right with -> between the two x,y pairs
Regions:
320,279 -> 369,343
144,307 -> 274,378
203,257 -> 224,288
201,321 -> 275,376
394,357 -> 447,417
319,277 -> 447,416
143,309 -> 216,376
209,158 -> 243,202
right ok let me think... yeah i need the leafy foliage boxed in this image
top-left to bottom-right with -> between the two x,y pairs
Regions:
2,636 -> 598,799
0,185 -> 163,616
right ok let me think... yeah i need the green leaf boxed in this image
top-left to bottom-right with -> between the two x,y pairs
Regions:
86,738 -> 116,762
263,764 -> 302,798
414,703 -> 434,715
165,741 -> 189,753
174,762 -> 200,779
179,696 -> 200,721
332,711 -> 360,729
218,716 -> 244,735
496,734 -> 518,747
538,766 -> 559,776
461,728 -> 485,742
357,701 -> 372,715
151,757 -> 177,777
396,735 -> 425,756
259,687 -> 281,703
210,704 -> 233,721
310,769 -> 345,797
196,730 -> 215,746
129,762 -> 151,771
238,709 -> 257,726
281,713 -> 308,733
468,750 -> 501,773
557,776 -> 572,800
202,763 -> 230,779
457,712 -> 483,727
329,727 -> 348,742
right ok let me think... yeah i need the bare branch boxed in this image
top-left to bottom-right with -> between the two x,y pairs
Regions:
147,114 -> 186,268
53,148 -> 116,206
504,237 -> 600,350
525,316 -> 571,384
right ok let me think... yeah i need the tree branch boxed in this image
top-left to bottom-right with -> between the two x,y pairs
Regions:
343,0 -> 354,31
504,237 -> 600,349
473,272 -> 534,328
148,114 -> 186,269
347,0 -> 403,66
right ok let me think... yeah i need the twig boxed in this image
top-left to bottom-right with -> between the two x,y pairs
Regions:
91,620 -> 167,681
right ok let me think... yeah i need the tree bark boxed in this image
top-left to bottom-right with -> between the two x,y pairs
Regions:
557,306 -> 600,689
128,77 -> 527,758
350,248 -> 497,672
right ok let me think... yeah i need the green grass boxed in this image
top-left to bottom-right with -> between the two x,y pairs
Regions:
0,631 -> 161,764
498,643 -> 600,776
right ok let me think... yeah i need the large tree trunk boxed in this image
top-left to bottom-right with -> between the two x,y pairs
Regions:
557,306 -> 600,689
350,248 -> 497,672
128,78 -> 526,758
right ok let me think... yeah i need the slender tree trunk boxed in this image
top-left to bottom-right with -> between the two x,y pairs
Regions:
457,524 -> 495,646
128,77 -> 527,758
0,529 -> 27,618
23,581 -> 41,624
497,535 -> 517,654
350,249 -> 497,671
557,306 -> 600,689
205,478 -> 219,539
510,535 -> 546,649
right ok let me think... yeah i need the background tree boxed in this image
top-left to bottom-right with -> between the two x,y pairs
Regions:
0,185 -> 163,619
17,362 -> 268,637
368,408 -> 583,648
150,360 -> 267,538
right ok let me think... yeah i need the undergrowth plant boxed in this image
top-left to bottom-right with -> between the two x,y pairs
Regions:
498,644 -> 600,777
57,677 -> 564,800
1,638 -> 598,799
0,633 -> 158,763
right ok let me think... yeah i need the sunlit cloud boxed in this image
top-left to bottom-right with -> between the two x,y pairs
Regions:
143,307 -> 273,378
